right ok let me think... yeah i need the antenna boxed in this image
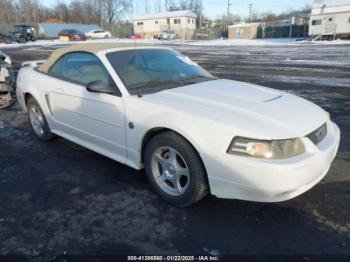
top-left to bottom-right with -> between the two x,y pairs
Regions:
131,0 -> 136,49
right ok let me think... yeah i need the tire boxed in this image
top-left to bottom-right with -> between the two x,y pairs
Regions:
144,131 -> 208,207
18,37 -> 26,44
27,97 -> 54,142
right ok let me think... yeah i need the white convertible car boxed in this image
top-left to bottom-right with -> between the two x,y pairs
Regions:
16,43 -> 340,207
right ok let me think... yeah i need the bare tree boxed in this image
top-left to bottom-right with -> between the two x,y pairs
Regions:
167,0 -> 178,11
103,0 -> 130,24
0,0 -> 16,24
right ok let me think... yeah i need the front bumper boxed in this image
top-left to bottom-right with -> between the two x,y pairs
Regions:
202,121 -> 341,202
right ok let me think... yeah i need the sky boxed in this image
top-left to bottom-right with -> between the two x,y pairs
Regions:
44,0 -> 314,19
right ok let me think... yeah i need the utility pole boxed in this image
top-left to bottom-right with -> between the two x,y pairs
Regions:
157,0 -> 161,12
249,1 -> 253,23
227,0 -> 231,38
199,0 -> 203,29
145,0 -> 150,14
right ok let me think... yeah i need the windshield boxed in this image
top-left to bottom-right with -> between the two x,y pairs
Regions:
106,49 -> 215,95
15,25 -> 29,32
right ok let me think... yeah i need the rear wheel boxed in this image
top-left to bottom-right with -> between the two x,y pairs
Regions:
27,97 -> 54,141
144,131 -> 208,207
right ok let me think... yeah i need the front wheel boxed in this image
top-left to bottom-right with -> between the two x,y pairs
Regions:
18,37 -> 26,43
27,97 -> 54,141
144,131 -> 208,207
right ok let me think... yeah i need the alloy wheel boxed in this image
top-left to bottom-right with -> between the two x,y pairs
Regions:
29,104 -> 45,136
151,146 -> 190,196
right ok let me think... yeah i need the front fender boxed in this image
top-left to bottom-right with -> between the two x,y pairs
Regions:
140,114 -> 209,154
125,102 -> 234,169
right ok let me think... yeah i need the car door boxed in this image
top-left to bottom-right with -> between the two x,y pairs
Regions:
92,30 -> 100,38
47,52 -> 127,163
98,31 -> 106,39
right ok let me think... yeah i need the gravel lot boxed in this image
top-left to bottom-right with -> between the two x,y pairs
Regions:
0,42 -> 349,257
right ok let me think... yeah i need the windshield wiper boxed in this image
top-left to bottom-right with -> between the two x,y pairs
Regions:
128,79 -> 174,90
178,76 -> 217,86
129,79 -> 179,95
129,76 -> 217,96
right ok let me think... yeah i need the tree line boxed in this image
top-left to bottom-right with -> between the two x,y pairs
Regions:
0,0 -> 204,26
0,0 -> 310,28
0,0 -> 131,26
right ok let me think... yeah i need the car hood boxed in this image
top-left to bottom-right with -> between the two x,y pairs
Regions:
143,79 -> 328,139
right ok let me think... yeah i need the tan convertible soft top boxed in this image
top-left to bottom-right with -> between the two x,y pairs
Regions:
39,43 -> 148,73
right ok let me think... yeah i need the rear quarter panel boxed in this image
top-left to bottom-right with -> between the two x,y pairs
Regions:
16,66 -> 54,127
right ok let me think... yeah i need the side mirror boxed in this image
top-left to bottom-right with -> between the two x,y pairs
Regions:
86,81 -> 113,94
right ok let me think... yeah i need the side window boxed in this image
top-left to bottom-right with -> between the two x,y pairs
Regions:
49,52 -> 121,96
312,19 -> 322,26
49,52 -> 110,86
64,53 -> 110,86
48,57 -> 64,77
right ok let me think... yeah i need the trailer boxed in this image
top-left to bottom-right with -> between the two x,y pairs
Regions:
309,0 -> 350,40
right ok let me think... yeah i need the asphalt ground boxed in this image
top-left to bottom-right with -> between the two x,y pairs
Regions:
0,42 -> 349,259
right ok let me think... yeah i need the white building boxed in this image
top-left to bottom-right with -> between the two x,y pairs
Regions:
133,10 -> 197,40
309,0 -> 350,39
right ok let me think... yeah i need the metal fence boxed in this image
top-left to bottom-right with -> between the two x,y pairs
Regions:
257,25 -> 309,39
192,27 -> 224,40
102,23 -> 133,38
0,24 -> 15,33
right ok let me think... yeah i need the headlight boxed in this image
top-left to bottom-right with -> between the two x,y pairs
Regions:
227,137 -> 305,159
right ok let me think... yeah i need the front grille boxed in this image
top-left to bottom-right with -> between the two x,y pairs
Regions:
307,123 -> 327,145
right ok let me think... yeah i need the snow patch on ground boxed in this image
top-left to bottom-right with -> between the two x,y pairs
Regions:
184,38 -> 300,46
0,38 -> 158,49
183,38 -> 350,46
2,38 -> 350,49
